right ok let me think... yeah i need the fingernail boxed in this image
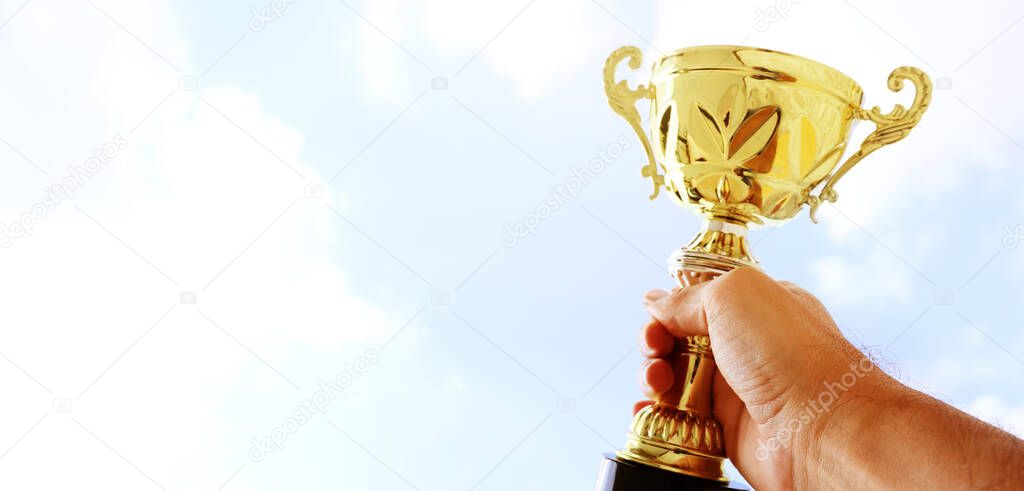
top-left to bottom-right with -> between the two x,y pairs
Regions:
644,289 -> 669,305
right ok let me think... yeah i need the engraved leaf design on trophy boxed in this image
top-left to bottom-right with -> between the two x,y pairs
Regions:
688,89 -> 781,208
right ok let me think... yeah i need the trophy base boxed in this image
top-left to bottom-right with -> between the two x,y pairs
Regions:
596,454 -> 749,491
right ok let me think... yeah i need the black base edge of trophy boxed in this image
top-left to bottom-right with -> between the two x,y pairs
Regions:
596,453 -> 749,491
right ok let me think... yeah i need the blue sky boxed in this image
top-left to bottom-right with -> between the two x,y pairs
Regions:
0,0 -> 1023,489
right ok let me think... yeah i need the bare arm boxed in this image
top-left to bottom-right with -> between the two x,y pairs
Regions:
806,375 -> 1024,489
639,267 -> 1024,490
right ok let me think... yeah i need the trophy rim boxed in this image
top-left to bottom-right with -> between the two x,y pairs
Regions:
651,44 -> 864,105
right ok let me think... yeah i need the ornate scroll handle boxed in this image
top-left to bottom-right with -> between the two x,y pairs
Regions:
809,67 -> 932,222
603,46 -> 663,200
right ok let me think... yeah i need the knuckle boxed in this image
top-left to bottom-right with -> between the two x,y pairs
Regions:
781,281 -> 827,310
700,267 -> 769,332
777,280 -> 799,290
705,266 -> 762,300
718,266 -> 764,289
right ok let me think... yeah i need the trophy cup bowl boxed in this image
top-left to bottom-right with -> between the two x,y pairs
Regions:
598,45 -> 931,487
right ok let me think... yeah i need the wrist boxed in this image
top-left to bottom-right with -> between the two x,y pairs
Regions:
791,361 -> 908,487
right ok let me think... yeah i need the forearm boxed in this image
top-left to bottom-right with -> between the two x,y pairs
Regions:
800,373 -> 1024,489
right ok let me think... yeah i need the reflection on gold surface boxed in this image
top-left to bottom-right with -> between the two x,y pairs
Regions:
606,45 -> 930,226
603,45 -> 931,481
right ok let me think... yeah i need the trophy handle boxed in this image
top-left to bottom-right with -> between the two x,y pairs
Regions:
808,66 -> 932,222
604,46 -> 664,200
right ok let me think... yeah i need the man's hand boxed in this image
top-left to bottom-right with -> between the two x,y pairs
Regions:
636,267 -> 1024,489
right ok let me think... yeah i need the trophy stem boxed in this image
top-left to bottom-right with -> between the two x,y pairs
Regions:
672,219 -> 758,279
615,219 -> 757,483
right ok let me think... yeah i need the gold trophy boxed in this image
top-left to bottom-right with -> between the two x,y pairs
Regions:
596,45 -> 931,488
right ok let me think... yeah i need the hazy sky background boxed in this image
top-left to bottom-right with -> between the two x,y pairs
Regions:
1,0 -> 1023,489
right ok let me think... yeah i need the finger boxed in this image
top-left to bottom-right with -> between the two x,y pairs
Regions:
644,285 -> 711,338
633,400 -> 654,416
641,358 -> 674,398
640,318 -> 674,358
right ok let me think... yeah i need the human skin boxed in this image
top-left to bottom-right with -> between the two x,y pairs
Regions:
637,267 -> 1024,490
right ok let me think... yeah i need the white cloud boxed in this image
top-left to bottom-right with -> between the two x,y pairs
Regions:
343,0 -> 612,102
455,0 -> 607,99
347,0 -> 425,106
809,249 -> 913,308
652,0 -> 754,52
420,0 -> 521,50
0,0 -> 404,488
442,373 -> 467,393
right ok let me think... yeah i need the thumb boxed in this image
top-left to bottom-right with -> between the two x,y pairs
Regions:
643,284 -> 711,338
